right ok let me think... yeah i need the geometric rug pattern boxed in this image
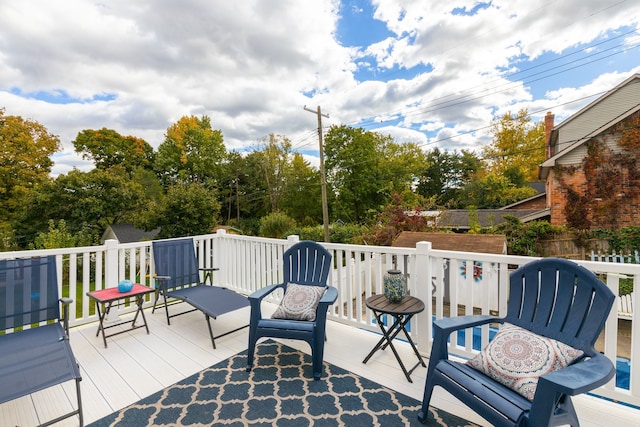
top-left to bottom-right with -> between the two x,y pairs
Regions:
88,340 -> 478,426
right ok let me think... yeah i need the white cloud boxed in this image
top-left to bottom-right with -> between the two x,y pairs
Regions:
1,0 -> 638,176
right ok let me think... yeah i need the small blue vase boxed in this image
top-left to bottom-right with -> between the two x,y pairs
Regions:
118,279 -> 134,293
384,269 -> 407,303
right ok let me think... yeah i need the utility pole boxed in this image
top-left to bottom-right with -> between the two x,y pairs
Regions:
304,105 -> 330,243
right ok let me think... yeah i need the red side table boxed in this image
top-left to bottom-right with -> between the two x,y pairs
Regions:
87,284 -> 155,348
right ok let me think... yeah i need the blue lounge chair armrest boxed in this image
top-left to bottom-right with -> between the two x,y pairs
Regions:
535,353 -> 615,398
198,267 -> 219,285
155,275 -> 171,290
59,297 -> 73,336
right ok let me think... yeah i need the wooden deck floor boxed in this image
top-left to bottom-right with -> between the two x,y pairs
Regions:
2,303 -> 639,427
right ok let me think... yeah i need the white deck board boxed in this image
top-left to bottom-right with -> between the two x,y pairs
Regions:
1,304 -> 639,426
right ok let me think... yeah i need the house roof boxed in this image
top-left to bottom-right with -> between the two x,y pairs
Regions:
499,192 -> 546,210
540,74 -> 640,179
436,209 -> 549,229
392,231 -> 507,254
101,223 -> 159,244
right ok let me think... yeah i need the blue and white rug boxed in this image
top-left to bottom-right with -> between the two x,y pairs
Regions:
88,341 -> 477,426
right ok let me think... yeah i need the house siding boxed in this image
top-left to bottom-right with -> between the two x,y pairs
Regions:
550,134 -> 640,228
545,75 -> 640,228
555,78 -> 640,152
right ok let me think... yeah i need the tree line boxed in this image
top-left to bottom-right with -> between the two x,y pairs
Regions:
0,107 -> 546,250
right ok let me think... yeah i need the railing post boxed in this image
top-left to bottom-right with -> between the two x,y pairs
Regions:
286,234 -> 300,249
415,241 -> 432,355
104,239 -> 120,321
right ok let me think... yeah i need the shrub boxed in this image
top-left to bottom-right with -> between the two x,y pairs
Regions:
259,211 -> 296,238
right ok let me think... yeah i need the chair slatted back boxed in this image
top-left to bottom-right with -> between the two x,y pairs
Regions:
152,238 -> 201,290
505,258 -> 614,352
0,256 -> 60,330
283,241 -> 332,288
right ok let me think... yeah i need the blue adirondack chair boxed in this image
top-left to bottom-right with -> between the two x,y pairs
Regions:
0,256 -> 83,426
418,258 -> 615,427
246,241 -> 337,380
152,238 -> 249,349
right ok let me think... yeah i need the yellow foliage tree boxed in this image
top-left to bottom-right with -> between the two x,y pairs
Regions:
0,108 -> 60,220
482,109 -> 546,183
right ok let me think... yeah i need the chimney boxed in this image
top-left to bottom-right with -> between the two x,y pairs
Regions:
544,111 -> 555,158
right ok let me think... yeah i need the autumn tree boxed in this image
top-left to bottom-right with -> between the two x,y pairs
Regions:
482,109 -> 545,182
0,109 -> 60,225
73,127 -> 154,172
154,115 -> 226,188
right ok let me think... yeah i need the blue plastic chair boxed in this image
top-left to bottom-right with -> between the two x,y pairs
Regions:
0,256 -> 83,426
246,241 -> 337,380
152,238 -> 249,349
418,258 -> 616,427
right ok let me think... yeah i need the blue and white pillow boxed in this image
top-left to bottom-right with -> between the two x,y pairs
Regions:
271,283 -> 327,321
466,323 -> 584,400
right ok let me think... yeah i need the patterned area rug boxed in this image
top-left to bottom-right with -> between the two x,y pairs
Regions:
88,341 -> 477,426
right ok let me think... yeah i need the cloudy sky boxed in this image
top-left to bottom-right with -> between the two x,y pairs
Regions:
1,0 -> 639,175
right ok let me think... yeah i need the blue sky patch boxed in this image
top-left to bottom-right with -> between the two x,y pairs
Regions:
10,87 -> 116,104
337,0 -> 394,47
505,26 -> 638,98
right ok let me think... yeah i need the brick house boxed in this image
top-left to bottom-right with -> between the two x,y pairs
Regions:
539,73 -> 640,229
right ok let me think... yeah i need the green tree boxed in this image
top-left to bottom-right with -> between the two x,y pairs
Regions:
154,115 -> 226,188
30,219 -> 94,249
416,148 -> 482,206
280,153 -> 323,225
380,140 -> 427,196
482,109 -> 546,182
240,151 -> 273,219
457,173 -> 537,209
0,109 -> 60,226
73,128 -> 154,172
252,134 -> 293,212
324,125 -> 419,223
17,167 -> 146,246
139,181 -> 221,238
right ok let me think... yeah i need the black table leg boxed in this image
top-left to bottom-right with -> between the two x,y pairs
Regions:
362,310 -> 424,382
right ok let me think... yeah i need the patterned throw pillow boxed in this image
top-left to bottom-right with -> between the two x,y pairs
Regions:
466,323 -> 584,400
271,283 -> 327,321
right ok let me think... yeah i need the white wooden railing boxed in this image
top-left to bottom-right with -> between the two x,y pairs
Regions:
1,230 -> 638,407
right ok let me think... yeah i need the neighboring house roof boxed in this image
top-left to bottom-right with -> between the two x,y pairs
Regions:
392,231 -> 507,254
499,192 -> 546,210
540,73 -> 640,179
409,208 -> 549,229
437,209 -> 549,229
526,182 -> 546,194
101,223 -> 160,244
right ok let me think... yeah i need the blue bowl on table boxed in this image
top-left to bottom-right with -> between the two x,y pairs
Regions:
118,280 -> 134,293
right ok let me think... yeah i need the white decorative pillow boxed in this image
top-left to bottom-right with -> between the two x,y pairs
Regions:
271,283 -> 327,321
466,323 -> 584,400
